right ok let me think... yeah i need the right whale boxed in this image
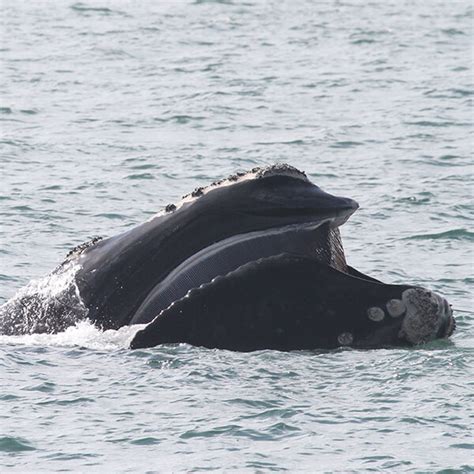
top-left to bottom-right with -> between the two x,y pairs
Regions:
1,164 -> 456,350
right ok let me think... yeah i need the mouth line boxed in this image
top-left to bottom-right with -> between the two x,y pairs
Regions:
263,218 -> 332,234
247,206 -> 355,220
243,207 -> 356,236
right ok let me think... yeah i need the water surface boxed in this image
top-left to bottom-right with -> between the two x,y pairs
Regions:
1,1 -> 473,472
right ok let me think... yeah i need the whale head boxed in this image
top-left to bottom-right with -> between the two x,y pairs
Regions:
172,164 -> 359,233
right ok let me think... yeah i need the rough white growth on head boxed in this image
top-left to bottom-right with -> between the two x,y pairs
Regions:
338,332 -> 353,345
148,164 -> 308,221
367,306 -> 385,322
386,299 -> 406,318
399,288 -> 445,344
255,164 -> 308,181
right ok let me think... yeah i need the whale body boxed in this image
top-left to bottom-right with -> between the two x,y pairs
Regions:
0,164 -> 456,350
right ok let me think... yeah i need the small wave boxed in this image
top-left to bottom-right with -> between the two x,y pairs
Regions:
0,320 -> 144,351
194,0 -> 234,5
172,115 -> 205,124
329,140 -> 364,148
0,436 -> 35,453
127,163 -> 157,171
70,3 -> 126,16
441,28 -> 466,36
126,173 -> 155,180
424,88 -> 473,99
449,88 -> 473,97
130,437 -> 161,446
94,212 -> 127,219
403,228 -> 474,241
255,139 -> 305,146
405,120 -> 469,128
351,38 -> 377,45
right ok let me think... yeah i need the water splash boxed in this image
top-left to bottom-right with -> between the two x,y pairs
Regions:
0,320 -> 144,350
0,262 -> 87,335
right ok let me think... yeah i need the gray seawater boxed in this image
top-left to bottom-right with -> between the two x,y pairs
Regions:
1,0 -> 473,472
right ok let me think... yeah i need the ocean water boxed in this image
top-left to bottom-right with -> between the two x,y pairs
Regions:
1,0 -> 473,472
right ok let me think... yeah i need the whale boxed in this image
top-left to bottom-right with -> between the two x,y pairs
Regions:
0,164 -> 456,350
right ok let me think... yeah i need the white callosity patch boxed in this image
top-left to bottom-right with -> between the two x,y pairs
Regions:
0,262 -> 88,335
148,164 -> 308,221
386,299 -> 406,318
338,332 -> 354,346
399,288 -> 448,344
255,164 -> 308,181
367,306 -> 385,322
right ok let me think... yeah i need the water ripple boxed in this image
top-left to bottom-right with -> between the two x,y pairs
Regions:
404,228 -> 473,241
0,0 -> 472,471
0,436 -> 35,453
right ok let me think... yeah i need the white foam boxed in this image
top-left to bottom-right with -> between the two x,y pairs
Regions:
17,261 -> 81,299
0,320 -> 146,351
0,262 -> 87,335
